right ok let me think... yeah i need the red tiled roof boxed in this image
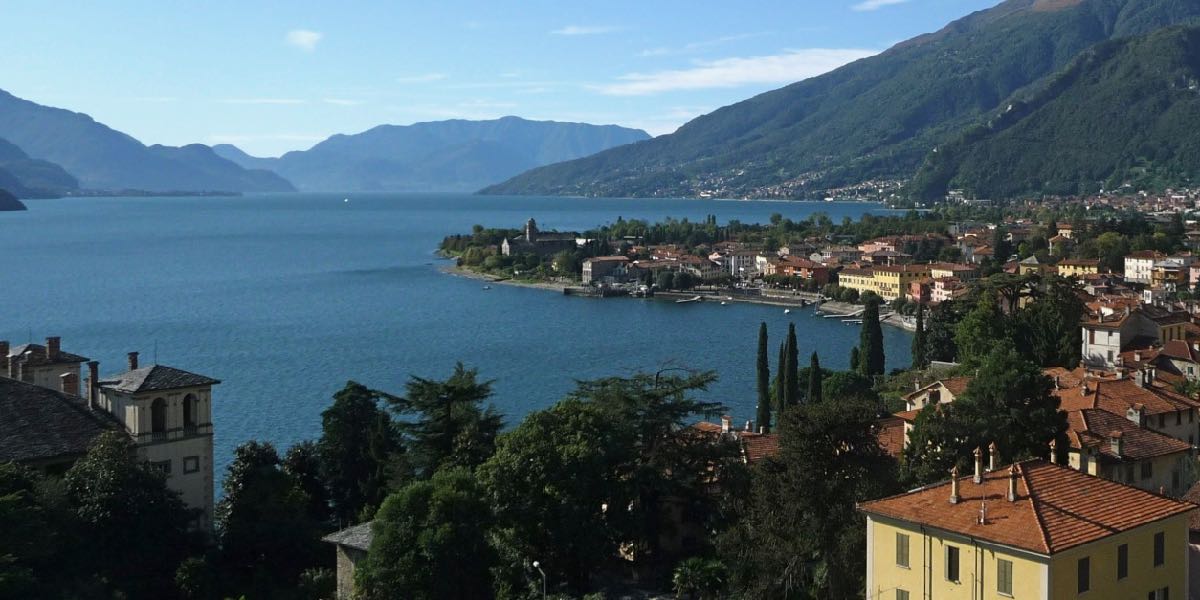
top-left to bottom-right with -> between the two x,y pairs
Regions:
741,433 -> 780,464
1057,377 -> 1199,416
875,416 -> 906,459
859,459 -> 1195,555
1066,408 -> 1192,461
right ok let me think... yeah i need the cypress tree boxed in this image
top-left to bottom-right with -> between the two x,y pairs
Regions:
807,352 -> 822,403
859,297 -> 885,377
849,346 -> 861,372
756,323 -> 771,433
785,323 -> 799,406
773,342 -> 786,413
912,304 -> 928,370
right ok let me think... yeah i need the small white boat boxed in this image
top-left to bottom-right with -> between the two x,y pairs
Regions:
720,301 -> 727,305
676,295 -> 703,304
784,309 -> 792,314
343,198 -> 350,203
482,285 -> 491,290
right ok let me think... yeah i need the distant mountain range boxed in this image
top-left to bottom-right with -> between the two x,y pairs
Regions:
0,137 -> 77,198
0,89 -> 294,194
482,0 -> 1200,200
213,117 -> 649,192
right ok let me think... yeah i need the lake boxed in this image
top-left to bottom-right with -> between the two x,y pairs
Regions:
0,193 -> 912,478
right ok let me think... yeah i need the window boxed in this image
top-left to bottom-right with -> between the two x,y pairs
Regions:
946,546 -> 960,582
1160,414 -> 1166,428
1149,587 -> 1170,600
150,397 -> 167,434
183,456 -> 200,474
1125,464 -> 1136,482
183,393 -> 197,430
1178,411 -> 1183,426
151,459 -> 171,475
896,590 -> 909,600
1142,461 -> 1153,480
997,558 -> 1013,596
1117,544 -> 1128,579
1154,532 -> 1165,566
1174,470 -> 1181,490
1077,556 -> 1090,593
896,533 -> 910,568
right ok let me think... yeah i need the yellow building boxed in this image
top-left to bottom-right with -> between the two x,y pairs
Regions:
839,267 -> 877,297
1057,258 -> 1100,278
873,265 -> 931,301
859,458 -> 1194,600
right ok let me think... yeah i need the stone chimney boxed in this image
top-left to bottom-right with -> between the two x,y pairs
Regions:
988,442 -> 998,472
949,466 -> 961,504
87,361 -> 99,410
1109,431 -> 1124,457
127,351 -> 139,371
720,415 -> 732,434
1007,465 -> 1018,502
45,336 -> 60,361
973,447 -> 983,484
59,372 -> 78,397
1049,439 -> 1059,464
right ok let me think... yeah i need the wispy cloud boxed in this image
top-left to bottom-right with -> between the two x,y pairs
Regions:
285,29 -> 323,51
219,98 -> 307,105
595,48 -> 877,95
639,32 -> 769,58
551,25 -> 620,36
851,0 -> 909,12
395,73 -> 448,84
323,98 -> 364,106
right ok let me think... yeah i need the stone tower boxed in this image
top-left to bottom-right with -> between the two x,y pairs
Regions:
524,218 -> 539,242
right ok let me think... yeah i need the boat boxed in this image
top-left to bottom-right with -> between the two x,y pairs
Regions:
676,295 -> 703,304
720,301 -> 727,306
784,309 -> 791,314
482,285 -> 491,290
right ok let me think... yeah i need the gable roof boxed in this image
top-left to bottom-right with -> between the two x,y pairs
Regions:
859,459 -> 1195,555
1057,377 -> 1199,417
0,376 -> 122,464
99,364 -> 220,394
322,521 -> 374,551
1066,408 -> 1192,461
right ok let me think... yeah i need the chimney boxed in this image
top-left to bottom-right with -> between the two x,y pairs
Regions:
1147,366 -> 1156,385
1007,465 -> 1018,502
949,466 -> 961,504
978,500 -> 988,525
87,361 -> 99,410
720,415 -> 732,434
744,420 -> 753,433
973,447 -> 983,484
127,351 -> 139,371
7,354 -> 19,381
1049,439 -> 1059,464
1127,403 -> 1145,426
988,442 -> 998,472
1054,375 -> 1060,390
1109,431 -> 1124,457
1134,351 -> 1142,363
59,372 -> 78,397
45,336 -> 60,361
0,341 -> 7,371
1081,383 -> 1090,396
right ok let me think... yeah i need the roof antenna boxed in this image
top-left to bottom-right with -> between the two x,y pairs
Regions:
153,340 -> 158,365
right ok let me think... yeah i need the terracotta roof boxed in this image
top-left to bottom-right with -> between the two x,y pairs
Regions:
875,416 -> 906,459
894,409 -> 921,422
585,256 -> 630,263
741,433 -> 780,464
859,459 -> 1196,555
1066,408 -> 1192,461
1160,340 -> 1200,363
874,264 -> 930,274
1057,377 -> 1199,416
0,376 -> 122,464
99,365 -> 220,394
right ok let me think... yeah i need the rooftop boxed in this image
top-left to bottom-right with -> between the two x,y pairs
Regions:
0,376 -> 121,464
859,459 -> 1195,555
99,364 -> 220,394
322,521 -> 374,551
1066,408 -> 1192,461
8,342 -> 89,366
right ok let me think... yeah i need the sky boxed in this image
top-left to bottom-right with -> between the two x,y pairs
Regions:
1,0 -> 999,157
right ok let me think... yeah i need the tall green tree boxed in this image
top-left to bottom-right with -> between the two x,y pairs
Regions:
954,293 -> 1010,365
64,431 -> 196,599
848,346 -> 861,373
217,441 -> 325,599
912,304 -> 928,369
721,399 -> 898,599
858,297 -> 885,377
283,441 -> 333,525
806,352 -> 822,404
389,363 -> 504,476
356,468 -> 496,600
0,463 -> 68,598
756,322 -> 772,432
318,381 -> 398,523
925,301 -> 962,362
785,323 -> 800,407
774,342 -> 787,413
1020,276 -> 1084,367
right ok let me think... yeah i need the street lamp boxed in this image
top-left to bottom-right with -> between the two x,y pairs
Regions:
532,560 -> 546,599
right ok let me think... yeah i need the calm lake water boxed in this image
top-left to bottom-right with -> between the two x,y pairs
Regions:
0,193 -> 912,478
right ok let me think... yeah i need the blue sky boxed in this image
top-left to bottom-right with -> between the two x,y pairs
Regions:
1,0 -> 998,156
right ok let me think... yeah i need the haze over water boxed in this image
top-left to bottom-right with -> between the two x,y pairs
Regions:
0,193 -> 912,477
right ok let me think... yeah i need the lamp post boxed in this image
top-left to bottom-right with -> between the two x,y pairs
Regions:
532,560 -> 546,599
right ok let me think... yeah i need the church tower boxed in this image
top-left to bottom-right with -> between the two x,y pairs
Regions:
524,217 -> 539,242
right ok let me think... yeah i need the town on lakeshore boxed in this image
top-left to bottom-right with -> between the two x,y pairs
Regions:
17,0 -> 1200,598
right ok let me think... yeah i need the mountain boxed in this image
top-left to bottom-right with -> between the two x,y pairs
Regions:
909,25 -> 1200,199
0,89 -> 295,193
0,188 -> 27,211
482,0 -> 1200,199
0,137 -> 78,198
214,116 -> 649,192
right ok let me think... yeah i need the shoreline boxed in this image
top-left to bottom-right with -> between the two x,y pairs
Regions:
439,264 -> 917,332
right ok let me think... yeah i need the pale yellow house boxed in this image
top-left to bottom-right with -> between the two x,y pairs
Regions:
1058,258 -> 1101,278
860,458 -> 1195,600
873,264 -> 931,301
839,267 -> 877,297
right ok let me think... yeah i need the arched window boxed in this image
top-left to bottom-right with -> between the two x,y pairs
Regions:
183,394 -> 197,431
151,398 -> 167,435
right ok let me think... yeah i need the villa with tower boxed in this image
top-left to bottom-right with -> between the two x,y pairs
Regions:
500,217 -> 581,258
0,336 -> 219,530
